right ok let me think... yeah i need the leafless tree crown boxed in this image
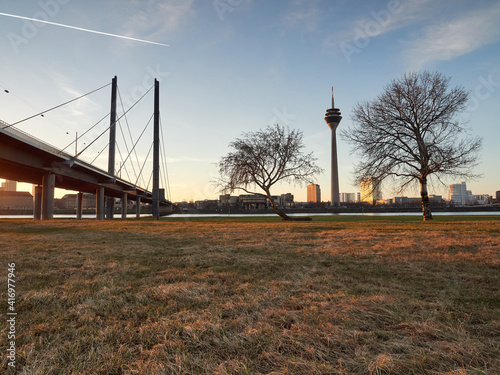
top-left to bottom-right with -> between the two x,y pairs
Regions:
216,124 -> 323,196
341,71 -> 482,191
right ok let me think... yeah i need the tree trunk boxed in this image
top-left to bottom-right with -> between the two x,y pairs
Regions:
264,190 -> 311,221
266,194 -> 292,220
420,177 -> 433,221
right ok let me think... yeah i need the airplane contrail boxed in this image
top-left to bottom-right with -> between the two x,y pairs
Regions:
0,12 -> 170,47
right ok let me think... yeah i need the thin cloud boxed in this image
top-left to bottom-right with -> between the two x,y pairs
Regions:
336,0 -> 433,44
282,0 -> 321,32
0,12 -> 170,47
121,0 -> 194,41
404,3 -> 500,69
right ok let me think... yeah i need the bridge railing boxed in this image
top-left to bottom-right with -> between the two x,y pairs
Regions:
0,119 -> 73,159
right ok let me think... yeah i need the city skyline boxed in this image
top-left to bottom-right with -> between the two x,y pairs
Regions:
1,1 -> 499,202
1,177 -> 498,207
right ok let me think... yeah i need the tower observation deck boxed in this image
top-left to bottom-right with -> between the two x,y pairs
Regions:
324,88 -> 342,205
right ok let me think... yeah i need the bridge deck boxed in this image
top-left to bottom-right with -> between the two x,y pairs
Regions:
0,120 -> 166,204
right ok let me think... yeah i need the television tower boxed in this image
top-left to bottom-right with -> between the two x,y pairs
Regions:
324,87 -> 342,205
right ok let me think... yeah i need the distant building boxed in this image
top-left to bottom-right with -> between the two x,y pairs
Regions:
496,191 -> 500,203
195,200 -> 218,210
470,194 -> 492,205
392,196 -> 422,206
448,182 -> 492,205
57,194 -> 96,209
360,177 -> 382,204
393,196 -> 409,205
449,182 -> 474,205
239,195 -> 268,210
340,192 -> 356,203
0,180 -> 17,192
429,195 -> 445,205
218,194 -> 239,208
277,193 -> 294,208
0,191 -> 33,210
307,184 -> 321,203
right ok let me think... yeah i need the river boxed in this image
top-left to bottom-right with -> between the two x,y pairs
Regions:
1,212 -> 500,219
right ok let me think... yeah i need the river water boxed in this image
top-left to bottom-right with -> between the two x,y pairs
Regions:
1,212 -> 499,219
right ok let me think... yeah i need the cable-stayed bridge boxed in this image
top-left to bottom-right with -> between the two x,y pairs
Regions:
0,76 -> 172,220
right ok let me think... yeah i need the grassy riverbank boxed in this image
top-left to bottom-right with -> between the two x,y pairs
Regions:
1,216 -> 499,374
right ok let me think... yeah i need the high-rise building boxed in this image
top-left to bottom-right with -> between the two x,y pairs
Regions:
307,184 -> 321,203
324,88 -> 342,206
340,192 -> 356,203
360,177 -> 382,204
449,182 -> 472,205
278,193 -> 294,208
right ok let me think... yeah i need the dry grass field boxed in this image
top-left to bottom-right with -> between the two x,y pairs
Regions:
0,215 -> 499,374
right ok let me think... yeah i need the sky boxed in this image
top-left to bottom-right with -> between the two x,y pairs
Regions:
1,0 -> 499,203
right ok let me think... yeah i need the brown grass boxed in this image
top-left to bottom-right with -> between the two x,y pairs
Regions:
0,216 -> 499,374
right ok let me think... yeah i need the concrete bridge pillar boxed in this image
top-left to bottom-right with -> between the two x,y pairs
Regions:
106,197 -> 115,219
33,185 -> 42,220
96,187 -> 105,220
136,197 -> 141,218
76,192 -> 83,220
41,173 -> 55,220
121,192 -> 128,219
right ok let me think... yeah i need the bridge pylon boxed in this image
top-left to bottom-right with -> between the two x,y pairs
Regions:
152,78 -> 160,219
105,76 -> 118,219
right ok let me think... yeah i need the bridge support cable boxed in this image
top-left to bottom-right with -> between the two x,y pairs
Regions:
159,115 -> 172,202
134,142 -> 154,187
146,170 -> 153,193
116,120 -> 137,182
77,123 -> 111,159
117,87 -> 142,184
1,80 -> 75,135
90,143 -> 109,165
2,82 -> 111,130
106,76 -> 118,219
76,83 -> 154,160
59,112 -> 110,155
116,113 -> 154,185
159,134 -> 171,202
152,79 -> 160,219
115,143 -> 133,183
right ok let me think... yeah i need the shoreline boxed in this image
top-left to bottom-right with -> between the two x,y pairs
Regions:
2,205 -> 499,216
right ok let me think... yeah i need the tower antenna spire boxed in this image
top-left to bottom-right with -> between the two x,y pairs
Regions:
331,86 -> 334,108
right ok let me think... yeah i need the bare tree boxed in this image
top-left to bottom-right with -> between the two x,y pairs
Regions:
341,71 -> 482,221
216,124 -> 322,220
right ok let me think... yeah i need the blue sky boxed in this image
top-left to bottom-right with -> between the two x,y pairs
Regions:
1,0 -> 499,202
